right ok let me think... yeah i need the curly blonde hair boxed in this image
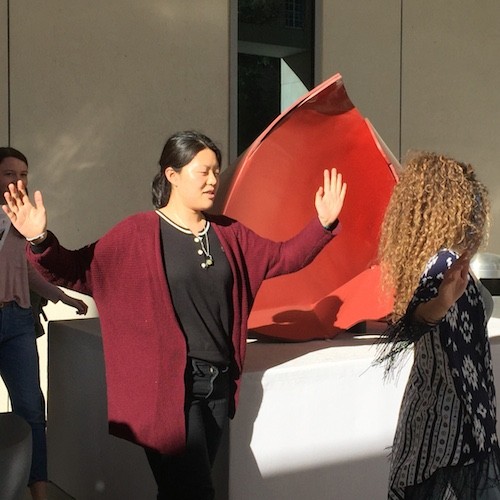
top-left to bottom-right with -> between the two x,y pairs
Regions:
378,151 -> 490,319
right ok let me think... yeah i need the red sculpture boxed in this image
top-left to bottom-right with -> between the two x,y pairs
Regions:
214,74 -> 399,340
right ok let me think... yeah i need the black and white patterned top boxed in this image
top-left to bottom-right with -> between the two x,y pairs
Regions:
378,249 -> 499,499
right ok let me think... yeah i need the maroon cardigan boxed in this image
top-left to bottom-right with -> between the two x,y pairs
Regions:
28,211 -> 338,453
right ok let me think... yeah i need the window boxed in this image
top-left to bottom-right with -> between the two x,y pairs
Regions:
237,0 -> 315,155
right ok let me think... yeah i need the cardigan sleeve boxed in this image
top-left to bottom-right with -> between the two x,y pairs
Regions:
26,212 -> 158,297
233,216 -> 339,280
26,230 -> 97,296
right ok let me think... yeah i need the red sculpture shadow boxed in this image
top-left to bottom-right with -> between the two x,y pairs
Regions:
214,74 -> 398,340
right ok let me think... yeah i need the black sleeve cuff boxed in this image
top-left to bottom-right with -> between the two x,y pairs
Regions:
323,219 -> 339,232
30,231 -> 53,254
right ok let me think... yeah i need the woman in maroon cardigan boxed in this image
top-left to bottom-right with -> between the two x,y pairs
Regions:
3,131 -> 346,500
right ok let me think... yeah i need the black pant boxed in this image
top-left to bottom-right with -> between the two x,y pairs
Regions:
146,359 -> 230,500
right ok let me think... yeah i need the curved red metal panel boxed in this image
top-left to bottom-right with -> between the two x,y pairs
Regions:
214,74 -> 397,340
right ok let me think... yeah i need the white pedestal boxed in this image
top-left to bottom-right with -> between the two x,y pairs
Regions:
47,318 -> 156,499
46,317 -> 500,500
227,331 -> 408,500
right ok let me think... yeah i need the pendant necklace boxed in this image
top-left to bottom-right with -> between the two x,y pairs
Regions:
195,226 -> 214,269
156,210 -> 214,269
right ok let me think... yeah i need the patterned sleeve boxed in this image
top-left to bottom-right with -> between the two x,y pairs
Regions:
375,250 -> 458,376
439,258 -> 497,455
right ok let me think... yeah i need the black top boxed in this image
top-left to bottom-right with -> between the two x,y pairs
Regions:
159,214 -> 233,365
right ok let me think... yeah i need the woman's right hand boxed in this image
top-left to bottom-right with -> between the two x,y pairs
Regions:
436,250 -> 472,308
2,180 -> 47,239
414,251 -> 472,325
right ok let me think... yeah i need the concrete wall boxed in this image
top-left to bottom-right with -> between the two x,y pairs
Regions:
7,0 -> 230,248
401,0 -> 500,251
319,0 -> 500,254
319,0 -> 402,159
0,0 -> 7,143
0,0 -> 230,409
1,0 -> 9,408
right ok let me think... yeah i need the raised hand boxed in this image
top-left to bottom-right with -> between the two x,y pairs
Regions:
2,180 -> 47,239
315,168 -> 347,228
437,251 -> 472,310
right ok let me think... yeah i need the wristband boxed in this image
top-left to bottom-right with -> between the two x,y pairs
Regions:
322,219 -> 339,231
26,231 -> 47,245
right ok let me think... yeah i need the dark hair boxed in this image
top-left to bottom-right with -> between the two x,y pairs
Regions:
0,147 -> 28,166
152,131 -> 222,208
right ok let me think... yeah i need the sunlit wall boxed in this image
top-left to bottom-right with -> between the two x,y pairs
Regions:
319,0 -> 500,254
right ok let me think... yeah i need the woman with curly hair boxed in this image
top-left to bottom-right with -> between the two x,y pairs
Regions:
376,151 -> 500,499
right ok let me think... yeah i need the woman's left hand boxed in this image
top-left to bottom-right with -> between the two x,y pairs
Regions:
315,168 -> 347,228
58,292 -> 89,315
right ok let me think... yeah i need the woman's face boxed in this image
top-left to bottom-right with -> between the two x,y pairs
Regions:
166,148 -> 220,211
0,157 -> 28,198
